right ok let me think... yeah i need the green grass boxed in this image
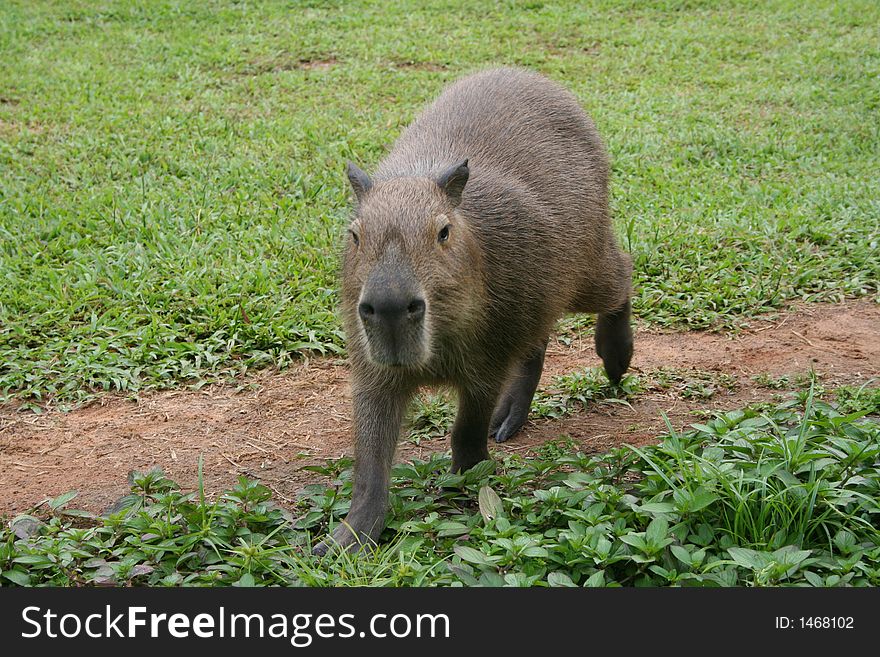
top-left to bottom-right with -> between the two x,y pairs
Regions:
403,367 -> 643,444
1,0 -> 878,405
4,390 -> 878,586
403,365 -> 740,442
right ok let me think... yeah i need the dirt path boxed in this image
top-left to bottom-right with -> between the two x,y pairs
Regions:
1,300 -> 878,517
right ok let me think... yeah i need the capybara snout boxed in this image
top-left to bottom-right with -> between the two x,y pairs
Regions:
357,258 -> 429,368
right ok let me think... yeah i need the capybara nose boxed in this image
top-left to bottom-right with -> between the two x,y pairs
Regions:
359,295 -> 425,327
358,301 -> 375,322
406,298 -> 426,321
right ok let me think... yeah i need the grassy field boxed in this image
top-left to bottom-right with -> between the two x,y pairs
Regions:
1,0 -> 878,406
1,1 -> 879,587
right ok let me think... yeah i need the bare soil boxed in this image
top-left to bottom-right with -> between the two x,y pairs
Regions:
1,300 -> 877,517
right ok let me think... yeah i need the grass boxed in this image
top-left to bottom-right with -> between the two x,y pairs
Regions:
1,0 -> 879,406
403,367 -> 644,444
3,390 -> 878,586
403,365 -> 739,444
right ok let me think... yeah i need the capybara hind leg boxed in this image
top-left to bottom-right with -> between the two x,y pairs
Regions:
489,340 -> 547,443
595,300 -> 633,385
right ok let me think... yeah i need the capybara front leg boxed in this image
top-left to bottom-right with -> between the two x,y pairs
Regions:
451,384 -> 499,473
313,385 -> 411,554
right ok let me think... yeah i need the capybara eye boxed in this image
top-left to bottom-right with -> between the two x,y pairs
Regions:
349,229 -> 360,246
437,224 -> 451,243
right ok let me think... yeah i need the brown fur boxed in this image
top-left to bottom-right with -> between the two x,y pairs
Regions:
314,67 -> 633,553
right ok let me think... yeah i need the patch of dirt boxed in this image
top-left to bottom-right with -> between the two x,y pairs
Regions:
1,300 -> 878,516
230,55 -> 339,77
0,118 -> 48,137
294,57 -> 338,72
391,60 -> 448,72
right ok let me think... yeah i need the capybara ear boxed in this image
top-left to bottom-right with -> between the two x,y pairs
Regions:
436,159 -> 469,207
346,161 -> 373,202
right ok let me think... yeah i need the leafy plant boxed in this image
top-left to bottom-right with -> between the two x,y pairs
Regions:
4,391 -> 878,587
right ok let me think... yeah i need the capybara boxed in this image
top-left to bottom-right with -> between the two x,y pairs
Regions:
315,67 -> 633,553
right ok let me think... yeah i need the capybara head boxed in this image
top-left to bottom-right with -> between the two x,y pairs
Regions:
341,160 -> 485,370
